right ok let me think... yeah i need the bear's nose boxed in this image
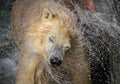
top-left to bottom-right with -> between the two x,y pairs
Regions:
50,57 -> 62,68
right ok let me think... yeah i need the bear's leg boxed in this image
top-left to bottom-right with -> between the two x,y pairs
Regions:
16,53 -> 45,84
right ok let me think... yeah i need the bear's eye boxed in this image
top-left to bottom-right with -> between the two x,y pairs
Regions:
63,44 -> 71,51
49,36 -> 55,43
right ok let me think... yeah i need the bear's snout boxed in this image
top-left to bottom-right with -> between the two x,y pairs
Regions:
50,57 -> 62,68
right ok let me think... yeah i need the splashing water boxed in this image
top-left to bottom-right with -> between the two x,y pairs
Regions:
73,4 -> 120,84
0,0 -> 120,84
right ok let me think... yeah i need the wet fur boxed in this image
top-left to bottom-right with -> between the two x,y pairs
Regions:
11,0 -> 91,84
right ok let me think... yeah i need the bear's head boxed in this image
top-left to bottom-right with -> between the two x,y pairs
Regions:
26,8 -> 75,68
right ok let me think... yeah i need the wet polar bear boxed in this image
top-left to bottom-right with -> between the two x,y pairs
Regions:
11,0 -> 91,84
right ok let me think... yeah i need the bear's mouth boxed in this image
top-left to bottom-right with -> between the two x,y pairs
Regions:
48,62 -> 62,68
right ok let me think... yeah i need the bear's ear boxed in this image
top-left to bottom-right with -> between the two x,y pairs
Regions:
41,8 -> 52,20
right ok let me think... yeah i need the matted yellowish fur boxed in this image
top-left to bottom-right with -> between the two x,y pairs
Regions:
11,0 -> 91,84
